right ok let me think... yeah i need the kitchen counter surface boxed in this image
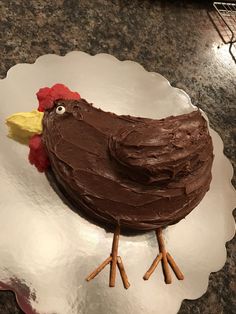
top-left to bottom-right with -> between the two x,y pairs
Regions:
0,1 -> 235,313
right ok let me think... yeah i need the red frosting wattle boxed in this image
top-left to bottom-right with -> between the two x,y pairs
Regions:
28,134 -> 50,172
29,84 -> 81,172
37,84 -> 80,112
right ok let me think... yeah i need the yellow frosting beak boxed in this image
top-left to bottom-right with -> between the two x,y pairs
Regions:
6,110 -> 44,144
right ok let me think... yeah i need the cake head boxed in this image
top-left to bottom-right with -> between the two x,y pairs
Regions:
6,84 -> 80,171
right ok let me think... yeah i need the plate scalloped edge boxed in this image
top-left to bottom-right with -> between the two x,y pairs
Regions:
0,51 -> 235,314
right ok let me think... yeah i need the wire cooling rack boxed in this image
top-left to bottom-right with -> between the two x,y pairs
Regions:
212,2 -> 236,61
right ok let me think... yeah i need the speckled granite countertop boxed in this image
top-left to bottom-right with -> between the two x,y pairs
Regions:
0,1 -> 235,313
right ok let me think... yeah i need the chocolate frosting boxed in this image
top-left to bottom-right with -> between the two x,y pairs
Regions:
42,99 -> 214,231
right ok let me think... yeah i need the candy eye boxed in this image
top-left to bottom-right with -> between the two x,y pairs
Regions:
56,106 -> 66,115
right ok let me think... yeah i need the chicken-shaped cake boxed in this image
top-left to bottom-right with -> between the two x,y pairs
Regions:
6,84 -> 214,289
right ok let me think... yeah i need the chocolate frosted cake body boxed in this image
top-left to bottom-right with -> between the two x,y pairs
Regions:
42,99 -> 214,231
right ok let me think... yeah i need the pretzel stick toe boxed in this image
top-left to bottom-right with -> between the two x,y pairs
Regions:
143,253 -> 163,280
86,256 -> 112,281
167,253 -> 184,280
109,225 -> 120,287
162,253 -> 172,284
117,256 -> 130,289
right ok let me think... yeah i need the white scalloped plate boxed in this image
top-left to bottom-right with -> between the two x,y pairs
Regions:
0,52 -> 235,314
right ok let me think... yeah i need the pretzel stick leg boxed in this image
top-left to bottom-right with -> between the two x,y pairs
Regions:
143,228 -> 184,284
86,224 -> 130,289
